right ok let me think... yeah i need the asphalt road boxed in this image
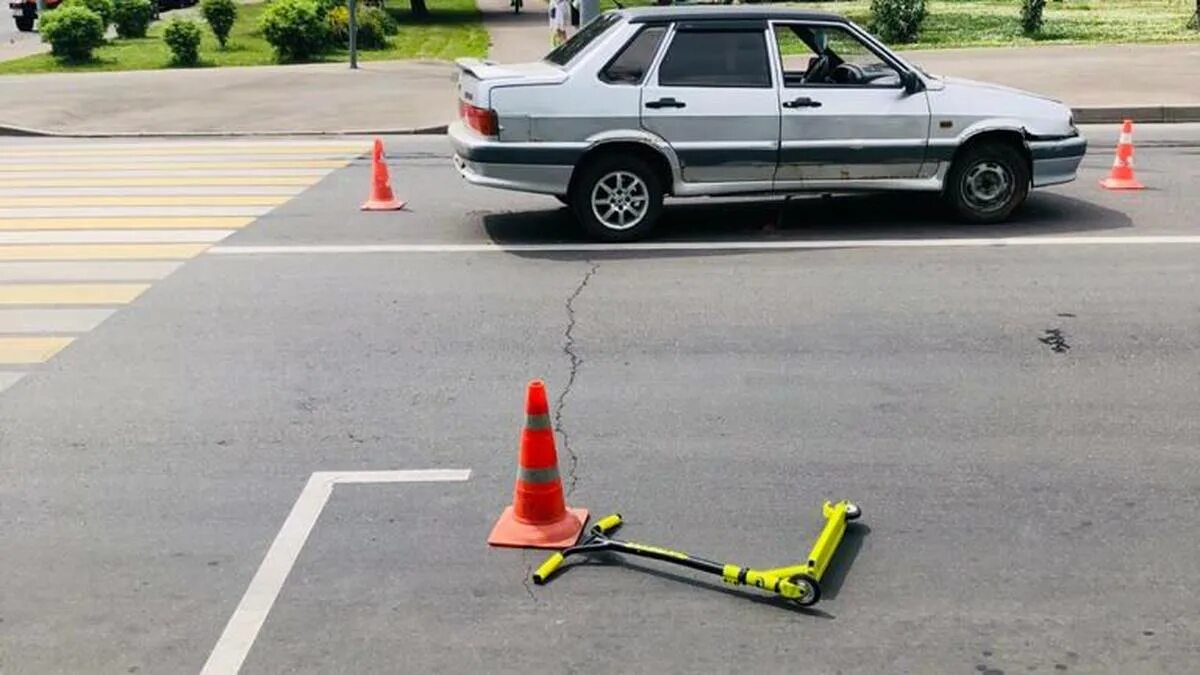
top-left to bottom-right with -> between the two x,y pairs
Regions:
1,125 -> 1199,674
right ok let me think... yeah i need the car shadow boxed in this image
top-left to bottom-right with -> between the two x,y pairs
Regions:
480,191 -> 1134,260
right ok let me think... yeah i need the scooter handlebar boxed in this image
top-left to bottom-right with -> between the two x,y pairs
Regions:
532,552 -> 565,584
593,513 -> 623,534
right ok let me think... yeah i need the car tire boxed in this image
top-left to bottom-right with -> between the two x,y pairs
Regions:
570,154 -> 664,242
554,195 -> 570,207
15,16 -> 35,31
944,141 -> 1030,224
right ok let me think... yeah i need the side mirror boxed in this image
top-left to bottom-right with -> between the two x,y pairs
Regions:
901,70 -> 924,95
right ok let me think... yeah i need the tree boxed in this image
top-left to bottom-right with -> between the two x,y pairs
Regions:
409,0 -> 426,18
1190,0 -> 1199,30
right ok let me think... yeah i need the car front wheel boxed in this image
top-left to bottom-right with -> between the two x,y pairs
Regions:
944,141 -> 1030,224
570,154 -> 664,242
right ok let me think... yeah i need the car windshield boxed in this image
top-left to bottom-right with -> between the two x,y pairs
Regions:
544,12 -> 621,66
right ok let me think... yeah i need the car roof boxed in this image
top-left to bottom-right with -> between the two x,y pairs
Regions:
622,5 -> 848,24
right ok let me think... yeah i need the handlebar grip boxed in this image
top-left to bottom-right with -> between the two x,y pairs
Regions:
531,552 -> 565,584
594,513 -> 623,534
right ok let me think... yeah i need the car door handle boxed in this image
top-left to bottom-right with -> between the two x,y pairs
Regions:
783,97 -> 822,109
645,97 -> 686,109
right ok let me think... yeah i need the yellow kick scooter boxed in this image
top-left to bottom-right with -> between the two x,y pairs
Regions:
532,500 -> 861,607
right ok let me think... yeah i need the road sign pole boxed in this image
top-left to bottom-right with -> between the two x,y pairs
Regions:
348,0 -> 358,70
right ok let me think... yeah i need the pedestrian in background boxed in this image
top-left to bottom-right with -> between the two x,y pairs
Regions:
550,0 -> 570,46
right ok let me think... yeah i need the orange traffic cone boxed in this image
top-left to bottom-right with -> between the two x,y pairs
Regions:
487,380 -> 588,549
1099,119 -> 1145,190
361,138 -> 406,210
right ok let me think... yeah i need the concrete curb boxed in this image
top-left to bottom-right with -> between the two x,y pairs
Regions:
1072,106 -> 1200,124
2,106 -> 1199,138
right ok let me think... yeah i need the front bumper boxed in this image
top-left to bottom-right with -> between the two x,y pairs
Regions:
1029,134 -> 1088,188
448,121 -> 574,196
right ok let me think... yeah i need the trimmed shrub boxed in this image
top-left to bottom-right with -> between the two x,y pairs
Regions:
260,0 -> 329,62
64,0 -> 115,29
314,0 -> 342,15
327,5 -> 392,49
163,17 -> 202,66
112,0 -> 154,38
1021,0 -> 1047,35
869,0 -> 927,44
201,0 -> 237,48
39,5 -> 105,62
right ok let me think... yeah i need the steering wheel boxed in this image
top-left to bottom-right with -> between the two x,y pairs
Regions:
832,63 -> 865,85
804,54 -> 832,84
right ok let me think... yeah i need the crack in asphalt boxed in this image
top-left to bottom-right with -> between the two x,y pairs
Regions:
519,551 -> 538,603
555,261 -> 599,497
1040,328 -> 1071,354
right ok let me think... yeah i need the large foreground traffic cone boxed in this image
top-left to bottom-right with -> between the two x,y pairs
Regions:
361,138 -> 406,210
1099,120 -> 1145,190
487,380 -> 588,549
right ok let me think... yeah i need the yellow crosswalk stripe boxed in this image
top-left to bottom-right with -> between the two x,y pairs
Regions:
0,177 -> 322,187
0,336 -> 74,364
3,145 -> 367,157
0,160 -> 350,171
0,195 -> 289,207
0,244 -> 209,260
0,283 -> 149,305
0,217 -> 253,230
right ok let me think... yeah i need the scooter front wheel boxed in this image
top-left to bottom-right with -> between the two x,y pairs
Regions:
845,503 -> 862,521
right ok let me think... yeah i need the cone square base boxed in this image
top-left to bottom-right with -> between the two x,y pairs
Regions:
1099,178 -> 1144,190
487,506 -> 589,549
361,199 -> 406,211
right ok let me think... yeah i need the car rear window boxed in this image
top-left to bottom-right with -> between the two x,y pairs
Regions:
600,26 -> 667,84
545,13 -> 621,67
657,29 -> 772,88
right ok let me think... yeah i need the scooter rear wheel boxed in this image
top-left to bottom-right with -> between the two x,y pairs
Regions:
788,574 -> 821,607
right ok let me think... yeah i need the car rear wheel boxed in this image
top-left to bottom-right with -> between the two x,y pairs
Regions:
944,141 -> 1030,224
570,154 -> 664,242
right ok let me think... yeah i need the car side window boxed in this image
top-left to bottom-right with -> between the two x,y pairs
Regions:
657,29 -> 772,89
601,26 -> 667,85
773,23 -> 902,88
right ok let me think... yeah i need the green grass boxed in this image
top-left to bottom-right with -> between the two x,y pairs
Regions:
0,0 -> 486,75
604,0 -> 1200,49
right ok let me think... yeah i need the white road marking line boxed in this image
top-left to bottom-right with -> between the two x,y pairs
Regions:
0,261 -> 183,282
0,186 -> 306,197
200,468 -> 472,675
0,308 -> 116,333
0,207 -> 273,218
0,230 -> 236,244
0,154 -> 362,165
4,169 -> 335,179
208,235 -> 1200,256
0,371 -> 26,394
0,141 -> 368,152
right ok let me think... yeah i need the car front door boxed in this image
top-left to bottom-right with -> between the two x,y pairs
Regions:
770,21 -> 931,184
640,21 -> 781,188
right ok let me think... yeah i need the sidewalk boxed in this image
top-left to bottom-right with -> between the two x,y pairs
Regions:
1,33 -> 1197,135
478,0 -> 553,63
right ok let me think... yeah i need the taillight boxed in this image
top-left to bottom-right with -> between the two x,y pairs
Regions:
459,100 -> 498,136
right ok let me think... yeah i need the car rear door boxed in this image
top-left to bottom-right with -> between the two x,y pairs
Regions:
770,21 -> 931,184
640,21 -> 781,187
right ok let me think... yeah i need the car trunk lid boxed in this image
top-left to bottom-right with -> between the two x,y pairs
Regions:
454,58 -> 568,108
